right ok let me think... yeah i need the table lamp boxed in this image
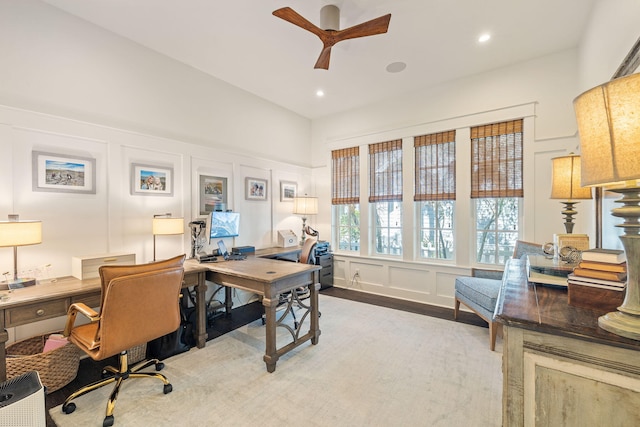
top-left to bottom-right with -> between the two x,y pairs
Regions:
574,72 -> 640,340
0,214 -> 42,290
550,153 -> 592,233
293,195 -> 318,245
152,214 -> 184,261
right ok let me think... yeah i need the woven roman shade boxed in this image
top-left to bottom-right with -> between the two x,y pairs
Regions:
369,140 -> 403,202
470,119 -> 523,198
414,130 -> 456,201
331,147 -> 360,205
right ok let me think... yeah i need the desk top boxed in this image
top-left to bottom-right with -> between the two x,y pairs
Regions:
495,258 -> 640,351
184,257 -> 319,284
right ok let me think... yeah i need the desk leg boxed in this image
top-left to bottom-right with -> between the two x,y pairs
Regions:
194,273 -> 208,349
262,296 -> 278,373
224,286 -> 233,315
310,270 -> 321,345
0,328 -> 7,382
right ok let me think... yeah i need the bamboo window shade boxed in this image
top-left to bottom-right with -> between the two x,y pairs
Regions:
331,147 -> 360,205
470,119 -> 523,198
414,130 -> 456,201
369,139 -> 403,202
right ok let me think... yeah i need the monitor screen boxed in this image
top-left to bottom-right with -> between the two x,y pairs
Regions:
207,211 -> 240,242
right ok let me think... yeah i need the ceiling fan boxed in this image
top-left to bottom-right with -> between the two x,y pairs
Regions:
273,5 -> 391,70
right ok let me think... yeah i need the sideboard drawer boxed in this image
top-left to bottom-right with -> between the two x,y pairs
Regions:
72,253 -> 136,280
5,298 -> 69,327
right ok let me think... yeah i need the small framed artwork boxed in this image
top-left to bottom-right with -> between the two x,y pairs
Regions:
32,151 -> 96,194
245,177 -> 268,201
199,175 -> 227,214
280,181 -> 297,202
131,163 -> 173,196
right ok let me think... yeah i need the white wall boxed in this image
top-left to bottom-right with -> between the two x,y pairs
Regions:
310,0 -> 640,307
0,0 -> 313,341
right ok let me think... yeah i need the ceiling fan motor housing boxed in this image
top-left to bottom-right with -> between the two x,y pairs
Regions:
320,5 -> 340,31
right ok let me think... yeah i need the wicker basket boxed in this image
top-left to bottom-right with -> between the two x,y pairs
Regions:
128,343 -> 147,364
6,332 -> 82,394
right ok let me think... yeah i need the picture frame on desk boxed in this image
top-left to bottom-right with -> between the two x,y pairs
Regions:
131,163 -> 173,196
32,151 -> 96,194
199,174 -> 227,214
280,181 -> 297,202
245,177 -> 267,201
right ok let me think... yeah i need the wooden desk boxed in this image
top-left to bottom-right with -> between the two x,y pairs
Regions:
186,257 -> 321,372
0,263 -> 208,382
495,258 -> 640,426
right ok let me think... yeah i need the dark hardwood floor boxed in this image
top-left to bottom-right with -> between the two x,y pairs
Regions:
45,287 -> 487,426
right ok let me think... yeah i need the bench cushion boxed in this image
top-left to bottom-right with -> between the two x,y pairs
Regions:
455,277 -> 501,312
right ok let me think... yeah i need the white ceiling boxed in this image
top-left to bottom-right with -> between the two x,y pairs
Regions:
41,0 -> 596,120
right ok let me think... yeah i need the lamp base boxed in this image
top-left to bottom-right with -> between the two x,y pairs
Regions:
0,277 -> 37,290
598,311 -> 640,341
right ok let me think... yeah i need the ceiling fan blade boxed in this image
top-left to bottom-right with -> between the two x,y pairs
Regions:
314,46 -> 332,70
273,7 -> 325,38
334,13 -> 391,43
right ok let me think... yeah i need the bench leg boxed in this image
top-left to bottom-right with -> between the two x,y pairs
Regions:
489,321 -> 497,351
454,298 -> 460,320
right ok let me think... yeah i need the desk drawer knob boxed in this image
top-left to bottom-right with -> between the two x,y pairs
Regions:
36,309 -> 45,316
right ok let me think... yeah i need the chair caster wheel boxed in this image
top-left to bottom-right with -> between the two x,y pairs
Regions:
62,402 -> 76,414
164,383 -> 173,394
156,362 -> 164,371
103,415 -> 114,427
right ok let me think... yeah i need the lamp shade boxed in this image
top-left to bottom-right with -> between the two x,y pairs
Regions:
550,154 -> 592,200
0,221 -> 42,247
152,217 -> 184,235
574,72 -> 640,187
293,196 -> 318,216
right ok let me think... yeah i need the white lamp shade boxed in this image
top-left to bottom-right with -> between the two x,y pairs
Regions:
152,217 -> 184,235
574,72 -> 640,187
293,196 -> 318,216
0,221 -> 42,247
550,154 -> 592,200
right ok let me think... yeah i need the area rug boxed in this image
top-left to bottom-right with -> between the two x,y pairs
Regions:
51,294 -> 502,426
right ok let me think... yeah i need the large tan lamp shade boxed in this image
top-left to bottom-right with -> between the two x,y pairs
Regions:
574,72 -> 640,340
152,214 -> 184,261
0,215 -> 42,290
550,153 -> 592,233
293,195 -> 318,245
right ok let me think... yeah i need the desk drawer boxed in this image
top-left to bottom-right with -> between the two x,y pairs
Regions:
182,271 -> 201,287
5,298 -> 69,327
72,292 -> 102,309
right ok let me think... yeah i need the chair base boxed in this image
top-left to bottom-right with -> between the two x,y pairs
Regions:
62,351 -> 172,427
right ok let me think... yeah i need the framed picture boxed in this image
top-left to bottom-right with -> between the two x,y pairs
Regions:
131,163 -> 173,196
32,151 -> 96,194
245,177 -> 267,201
199,175 -> 227,215
280,181 -> 297,202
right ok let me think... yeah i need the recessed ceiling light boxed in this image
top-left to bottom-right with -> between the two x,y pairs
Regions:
386,62 -> 407,73
478,33 -> 491,43
316,89 -> 325,97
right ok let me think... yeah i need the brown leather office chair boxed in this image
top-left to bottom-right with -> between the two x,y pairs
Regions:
61,255 -> 186,427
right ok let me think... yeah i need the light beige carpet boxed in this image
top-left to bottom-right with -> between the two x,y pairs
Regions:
51,294 -> 503,426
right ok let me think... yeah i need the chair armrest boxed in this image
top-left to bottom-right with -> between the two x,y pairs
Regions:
63,302 -> 99,337
471,268 -> 504,280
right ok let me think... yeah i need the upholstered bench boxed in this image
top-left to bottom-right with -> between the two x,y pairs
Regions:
454,271 -> 503,351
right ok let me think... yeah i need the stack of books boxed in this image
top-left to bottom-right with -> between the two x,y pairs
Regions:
567,249 -> 626,310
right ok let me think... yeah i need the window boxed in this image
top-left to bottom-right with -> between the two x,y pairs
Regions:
332,147 -> 360,251
471,119 -> 523,264
415,131 -> 456,260
369,140 -> 402,255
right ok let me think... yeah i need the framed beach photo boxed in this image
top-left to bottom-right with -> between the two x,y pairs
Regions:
245,177 -> 267,201
32,151 -> 96,194
131,163 -> 173,196
199,175 -> 227,214
280,181 -> 297,202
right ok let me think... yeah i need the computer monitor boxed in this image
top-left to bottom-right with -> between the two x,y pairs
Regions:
206,211 -> 240,243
